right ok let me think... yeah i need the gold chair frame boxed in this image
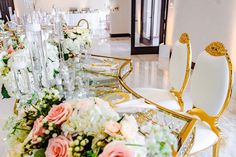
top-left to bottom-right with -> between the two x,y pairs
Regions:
170,33 -> 192,112
187,42 -> 233,157
77,19 -> 90,29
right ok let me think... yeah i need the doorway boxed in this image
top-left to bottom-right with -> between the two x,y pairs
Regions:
0,0 -> 15,22
131,0 -> 168,54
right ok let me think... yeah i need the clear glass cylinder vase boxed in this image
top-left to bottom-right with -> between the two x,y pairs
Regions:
25,24 -> 49,91
12,52 -> 31,97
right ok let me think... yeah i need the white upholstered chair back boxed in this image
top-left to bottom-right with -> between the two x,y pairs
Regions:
190,42 -> 233,117
169,33 -> 192,93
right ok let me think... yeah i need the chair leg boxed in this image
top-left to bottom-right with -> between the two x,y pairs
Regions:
212,139 -> 221,157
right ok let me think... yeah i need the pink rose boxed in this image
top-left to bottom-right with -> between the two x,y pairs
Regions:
46,103 -> 73,125
104,121 -> 121,137
99,141 -> 135,157
7,46 -> 15,54
31,116 -> 45,144
19,43 -> 25,49
45,135 -> 70,157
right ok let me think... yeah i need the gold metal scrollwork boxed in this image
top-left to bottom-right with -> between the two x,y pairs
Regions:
179,33 -> 190,44
205,41 -> 227,56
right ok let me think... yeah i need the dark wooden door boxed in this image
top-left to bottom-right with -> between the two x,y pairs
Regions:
0,0 -> 15,22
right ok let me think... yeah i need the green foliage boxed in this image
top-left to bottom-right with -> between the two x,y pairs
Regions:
53,70 -> 60,78
86,150 -> 98,157
34,149 -> 46,157
64,53 -> 69,61
1,84 -> 10,99
2,56 -> 9,64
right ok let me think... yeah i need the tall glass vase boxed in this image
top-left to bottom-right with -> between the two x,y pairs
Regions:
53,12 -> 64,62
12,52 -> 31,98
25,24 -> 49,91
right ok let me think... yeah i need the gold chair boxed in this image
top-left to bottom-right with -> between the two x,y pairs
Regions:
77,19 -> 90,29
134,33 -> 192,111
187,42 -> 233,156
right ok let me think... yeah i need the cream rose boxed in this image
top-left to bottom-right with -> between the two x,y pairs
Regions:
46,103 -> 73,125
104,120 -> 121,137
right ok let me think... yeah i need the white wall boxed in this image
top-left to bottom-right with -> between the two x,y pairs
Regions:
109,0 -> 131,34
166,0 -> 236,99
166,0 -> 236,69
14,0 -> 109,16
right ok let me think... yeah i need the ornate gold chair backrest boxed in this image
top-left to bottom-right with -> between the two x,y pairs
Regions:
188,42 -> 233,137
169,33 -> 192,111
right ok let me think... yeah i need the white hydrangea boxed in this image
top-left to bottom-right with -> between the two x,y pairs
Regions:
62,98 -> 120,138
63,38 -> 78,54
46,43 -> 60,81
141,122 -> 178,157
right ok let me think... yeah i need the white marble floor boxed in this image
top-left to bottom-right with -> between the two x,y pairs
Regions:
91,36 -> 236,157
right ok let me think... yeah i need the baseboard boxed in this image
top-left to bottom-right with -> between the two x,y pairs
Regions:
110,33 -> 131,37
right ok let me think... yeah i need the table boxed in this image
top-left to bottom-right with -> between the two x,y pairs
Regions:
0,54 -> 197,157
63,12 -> 103,29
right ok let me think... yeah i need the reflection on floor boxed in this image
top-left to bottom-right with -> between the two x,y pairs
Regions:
91,37 -> 236,157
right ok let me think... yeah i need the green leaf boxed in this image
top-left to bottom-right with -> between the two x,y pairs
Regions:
86,150 -> 97,157
34,149 -> 46,157
53,69 -> 60,78
1,84 -> 10,99
2,57 -> 9,65
117,115 -> 125,123
64,53 -> 69,61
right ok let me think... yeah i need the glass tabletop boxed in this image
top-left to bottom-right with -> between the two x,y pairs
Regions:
75,54 -> 197,157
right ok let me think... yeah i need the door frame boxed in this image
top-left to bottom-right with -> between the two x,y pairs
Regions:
0,0 -> 15,22
131,0 -> 169,55
140,0 -> 155,45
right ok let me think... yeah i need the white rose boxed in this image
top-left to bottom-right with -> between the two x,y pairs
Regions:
63,38 -> 76,53
120,115 -> 139,140
47,43 -> 59,61
67,32 -> 77,39
73,39 -> 81,54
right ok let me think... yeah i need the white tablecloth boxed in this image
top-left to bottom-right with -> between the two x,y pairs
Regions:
64,13 -> 101,29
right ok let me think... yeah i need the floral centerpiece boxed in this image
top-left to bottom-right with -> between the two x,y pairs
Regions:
4,88 -> 177,157
51,26 -> 92,61
0,35 -> 26,98
0,33 -> 60,98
